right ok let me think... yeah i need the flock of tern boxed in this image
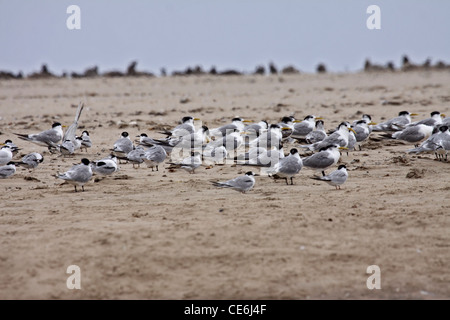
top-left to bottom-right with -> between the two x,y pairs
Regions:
1,103 -> 449,193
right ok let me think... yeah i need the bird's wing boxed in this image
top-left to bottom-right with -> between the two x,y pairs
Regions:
63,102 -> 84,143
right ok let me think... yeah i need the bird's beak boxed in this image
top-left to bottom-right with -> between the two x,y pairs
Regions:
243,120 -> 253,123
281,127 -> 292,131
253,173 -> 260,176
368,122 -> 377,125
62,125 -> 67,128
293,120 -> 302,123
441,114 -> 446,118
338,147 -> 348,150
193,118 -> 201,121
410,113 -> 419,117
315,117 -> 324,120
348,128 -> 357,134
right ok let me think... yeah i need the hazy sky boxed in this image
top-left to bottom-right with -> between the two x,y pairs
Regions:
1,0 -> 449,75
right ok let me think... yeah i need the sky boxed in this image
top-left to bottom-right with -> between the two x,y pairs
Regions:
1,0 -> 449,75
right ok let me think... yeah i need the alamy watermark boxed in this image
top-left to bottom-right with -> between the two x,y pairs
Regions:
66,5 -> 81,30
366,5 -> 381,30
366,265 -> 381,289
66,265 -> 81,289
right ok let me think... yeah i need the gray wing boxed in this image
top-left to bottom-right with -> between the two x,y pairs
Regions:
407,134 -> 438,153
114,138 -> 133,153
63,102 -> 84,142
394,127 -> 425,142
244,123 -> 262,133
216,124 -> 238,136
292,122 -> 313,137
325,169 -> 348,184
413,118 -> 436,127
354,126 -> 369,142
0,166 -> 15,178
306,131 -> 326,144
314,132 -> 345,149
82,135 -> 92,147
303,152 -> 335,169
29,128 -> 61,145
172,124 -> 195,137
60,165 -> 91,183
278,156 -> 302,175
215,176 -> 254,191
145,146 -> 167,162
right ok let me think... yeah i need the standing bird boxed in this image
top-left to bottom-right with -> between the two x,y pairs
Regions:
0,145 -> 13,165
14,122 -> 64,150
117,146 -> 146,168
14,152 -> 44,169
311,164 -> 348,190
0,162 -> 16,179
143,145 -> 167,171
302,144 -> 345,176
352,119 -> 376,150
80,130 -> 92,152
212,171 -> 256,193
111,132 -> 134,159
407,125 -> 450,160
56,158 -> 93,192
58,139 -> 75,156
267,148 -> 303,185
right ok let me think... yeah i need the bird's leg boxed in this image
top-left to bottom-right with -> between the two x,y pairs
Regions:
156,166 -> 159,171
358,145 -> 362,151
82,186 -> 85,192
290,177 -> 294,185
285,178 -> 288,185
322,171 -> 326,177
74,186 -> 78,192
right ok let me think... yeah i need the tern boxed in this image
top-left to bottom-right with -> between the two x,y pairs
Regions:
0,162 -> 16,179
56,158 -> 93,192
311,164 -> 348,190
267,148 -> 303,185
212,171 -> 256,193
15,122 -> 64,150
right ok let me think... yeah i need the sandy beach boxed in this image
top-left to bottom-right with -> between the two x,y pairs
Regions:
0,71 -> 449,299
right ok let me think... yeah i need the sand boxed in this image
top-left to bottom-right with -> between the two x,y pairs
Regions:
0,71 -> 449,299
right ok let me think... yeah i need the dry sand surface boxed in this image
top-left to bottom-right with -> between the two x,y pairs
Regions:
0,71 -> 449,299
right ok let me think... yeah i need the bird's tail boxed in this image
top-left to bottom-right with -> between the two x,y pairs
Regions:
14,133 -> 30,141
